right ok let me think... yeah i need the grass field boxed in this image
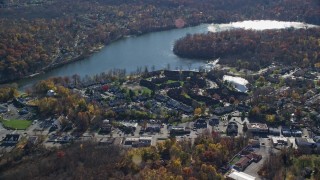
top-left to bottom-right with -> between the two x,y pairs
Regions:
1,119 -> 32,130
230,156 -> 241,165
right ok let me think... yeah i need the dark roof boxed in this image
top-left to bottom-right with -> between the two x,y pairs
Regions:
235,156 -> 251,168
3,134 -> 20,142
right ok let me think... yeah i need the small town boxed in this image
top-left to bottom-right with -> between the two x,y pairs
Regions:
1,62 -> 320,179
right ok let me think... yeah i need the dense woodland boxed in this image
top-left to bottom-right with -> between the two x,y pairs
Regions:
0,132 -> 247,179
174,28 -> 320,70
0,0 -> 319,83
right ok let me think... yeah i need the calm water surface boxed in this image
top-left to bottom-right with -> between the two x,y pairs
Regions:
17,20 -> 319,90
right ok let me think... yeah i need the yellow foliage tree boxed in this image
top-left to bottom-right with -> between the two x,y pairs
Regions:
194,107 -> 202,116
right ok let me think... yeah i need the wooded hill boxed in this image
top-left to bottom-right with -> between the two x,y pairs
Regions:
173,28 -> 320,70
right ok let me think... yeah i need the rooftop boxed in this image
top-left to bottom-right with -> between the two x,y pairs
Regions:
227,171 -> 256,180
247,123 -> 268,130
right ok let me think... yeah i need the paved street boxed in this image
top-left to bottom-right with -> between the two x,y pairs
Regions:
244,137 -> 278,179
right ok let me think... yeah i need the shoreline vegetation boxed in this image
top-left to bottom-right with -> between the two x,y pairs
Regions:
173,28 -> 320,70
0,0 -> 319,84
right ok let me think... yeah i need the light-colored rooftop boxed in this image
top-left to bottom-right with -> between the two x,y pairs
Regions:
247,123 -> 268,130
227,171 -> 256,180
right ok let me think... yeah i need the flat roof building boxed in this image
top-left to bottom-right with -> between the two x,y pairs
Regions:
227,171 -> 256,180
271,137 -> 288,146
247,123 -> 268,134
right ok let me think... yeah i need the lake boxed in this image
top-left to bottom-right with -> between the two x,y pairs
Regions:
17,20 -> 319,90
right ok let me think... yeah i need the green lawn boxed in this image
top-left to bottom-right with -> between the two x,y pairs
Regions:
230,156 -> 241,165
1,119 -> 32,130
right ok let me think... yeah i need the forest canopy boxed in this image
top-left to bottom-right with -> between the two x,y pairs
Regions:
173,28 -> 320,70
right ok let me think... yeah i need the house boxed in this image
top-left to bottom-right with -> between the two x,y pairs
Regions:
194,119 -> 207,129
167,99 -> 180,108
2,134 -> 20,145
209,115 -> 219,126
213,106 -> 233,115
246,153 -> 262,163
234,156 -> 251,171
179,104 -> 194,113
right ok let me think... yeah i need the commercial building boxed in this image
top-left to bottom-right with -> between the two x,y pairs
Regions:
145,124 -> 161,133
227,171 -> 256,180
170,126 -> 190,135
246,123 -> 268,134
271,137 -> 288,146
295,137 -> 320,154
123,136 -> 153,147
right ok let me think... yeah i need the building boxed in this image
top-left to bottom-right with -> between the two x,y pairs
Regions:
194,119 -> 207,129
248,139 -> 260,148
269,128 -> 280,136
281,127 -> 302,137
295,138 -> 317,154
246,123 -> 268,134
209,115 -> 219,126
213,106 -> 233,115
227,171 -> 256,180
271,137 -> 288,146
234,156 -> 251,171
282,127 -> 292,137
123,136 -> 152,147
170,126 -> 190,135
139,136 -> 152,146
124,138 -> 140,146
246,153 -> 262,163
226,122 -> 238,136
120,122 -> 138,130
2,134 -> 20,145
100,119 -> 112,134
291,129 -> 302,137
145,124 -> 161,133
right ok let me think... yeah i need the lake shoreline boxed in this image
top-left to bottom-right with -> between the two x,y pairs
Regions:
0,22 -> 209,86
5,20 -> 320,90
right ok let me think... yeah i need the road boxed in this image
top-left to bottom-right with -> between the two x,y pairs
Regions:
244,137 -> 278,179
